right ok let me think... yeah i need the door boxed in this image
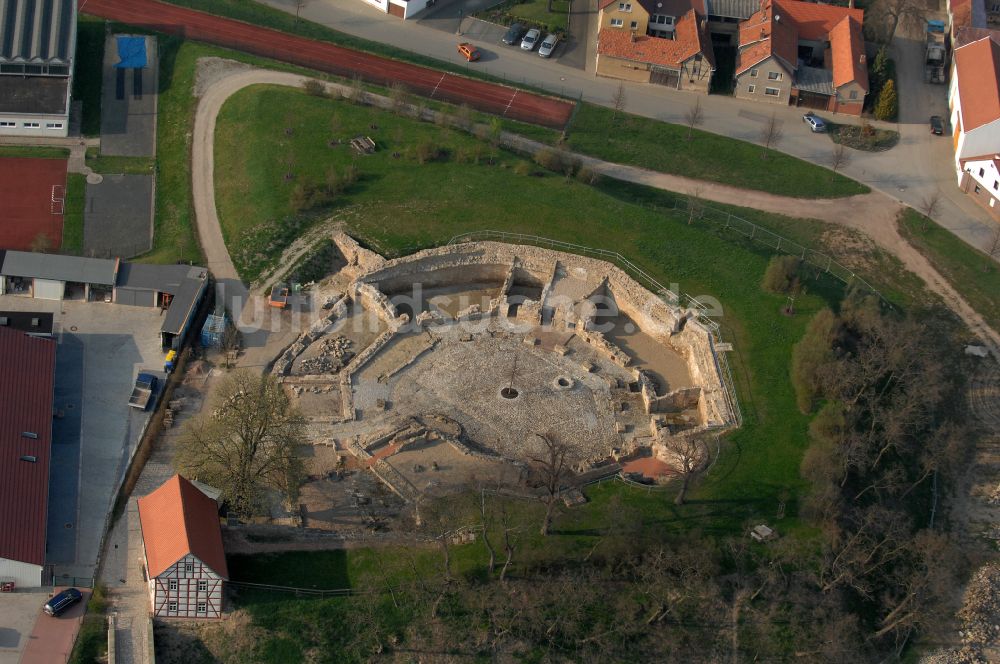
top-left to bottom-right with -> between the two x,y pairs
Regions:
33,279 -> 64,300
650,67 -> 680,88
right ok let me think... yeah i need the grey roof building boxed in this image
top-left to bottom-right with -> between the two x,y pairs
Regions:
0,251 -> 118,285
0,0 -> 77,136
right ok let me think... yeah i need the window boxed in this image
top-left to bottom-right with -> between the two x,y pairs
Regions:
849,90 -> 858,100
975,185 -> 982,193
994,180 -> 998,190
198,580 -> 208,591
748,84 -> 756,93
168,579 -> 177,591
764,87 -> 780,96
197,603 -> 207,614
0,121 -> 15,127
610,17 -> 623,27
767,71 -> 781,80
630,20 -> 638,29
750,68 -> 759,77
619,2 -> 632,10
185,562 -> 194,573
45,122 -> 62,129
23,122 -> 39,128
168,602 -> 178,612
651,14 -> 675,25
979,167 -> 986,177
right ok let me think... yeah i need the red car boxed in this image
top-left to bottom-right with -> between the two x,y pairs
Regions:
457,42 -> 481,62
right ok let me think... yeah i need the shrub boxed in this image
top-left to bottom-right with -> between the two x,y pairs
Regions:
301,79 -> 328,98
533,147 -> 564,172
761,255 -> 803,295
874,79 -> 897,121
576,166 -> 601,186
790,308 -> 838,413
513,161 -> 533,176
413,139 -> 438,164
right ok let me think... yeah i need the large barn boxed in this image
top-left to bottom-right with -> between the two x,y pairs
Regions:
137,475 -> 228,619
0,0 -> 77,137
0,325 -> 57,588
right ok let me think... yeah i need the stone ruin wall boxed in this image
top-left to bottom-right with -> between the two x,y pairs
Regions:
349,241 -> 735,430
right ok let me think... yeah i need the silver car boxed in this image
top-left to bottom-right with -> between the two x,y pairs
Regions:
520,28 -> 541,51
538,33 -> 560,58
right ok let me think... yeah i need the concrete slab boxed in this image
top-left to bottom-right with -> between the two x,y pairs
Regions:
84,174 -> 154,258
19,587 -> 90,664
0,296 -> 168,582
100,35 -> 158,157
0,589 -> 49,664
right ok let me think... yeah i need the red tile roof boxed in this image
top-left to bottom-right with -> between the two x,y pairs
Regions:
776,0 -> 863,40
0,326 -> 56,567
598,9 -> 710,68
736,0 -> 866,89
830,16 -> 869,90
737,0 -> 798,74
137,474 -> 228,579
954,36 -> 1000,132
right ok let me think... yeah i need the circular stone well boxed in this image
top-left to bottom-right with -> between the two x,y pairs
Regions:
500,387 -> 520,400
553,376 -> 574,390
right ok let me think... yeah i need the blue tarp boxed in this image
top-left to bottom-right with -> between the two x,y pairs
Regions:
115,36 -> 147,69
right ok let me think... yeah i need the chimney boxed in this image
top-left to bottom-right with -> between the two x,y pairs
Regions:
631,30 -> 637,42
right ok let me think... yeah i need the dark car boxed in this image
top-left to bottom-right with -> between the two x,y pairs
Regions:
44,588 -> 83,616
501,22 -> 526,46
930,115 -> 944,135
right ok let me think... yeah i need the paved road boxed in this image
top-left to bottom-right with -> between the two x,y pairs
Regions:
261,0 -> 999,255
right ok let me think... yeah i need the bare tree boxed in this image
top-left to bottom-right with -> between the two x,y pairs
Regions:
684,98 -> 704,141
919,189 -> 942,220
984,223 -> 1000,272
29,232 -> 52,253
661,435 -> 711,505
175,370 -> 307,518
219,317 -> 241,369
387,81 -> 408,114
498,499 -> 517,582
872,0 -> 926,43
295,0 -> 308,26
611,82 -> 627,123
830,142 -> 851,174
530,432 -> 573,536
687,185 -> 705,225
759,113 -> 783,159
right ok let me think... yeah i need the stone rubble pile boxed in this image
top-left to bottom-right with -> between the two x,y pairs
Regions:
300,336 -> 354,374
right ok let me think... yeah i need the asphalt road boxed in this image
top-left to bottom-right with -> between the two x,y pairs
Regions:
260,0 -> 999,257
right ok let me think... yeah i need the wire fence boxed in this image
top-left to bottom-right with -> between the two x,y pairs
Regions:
668,198 -> 887,304
447,230 -> 742,427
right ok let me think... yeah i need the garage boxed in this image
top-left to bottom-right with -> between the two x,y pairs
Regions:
0,251 -> 119,302
650,66 -> 681,88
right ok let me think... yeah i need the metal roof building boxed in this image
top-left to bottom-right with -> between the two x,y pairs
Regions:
0,325 -> 56,587
0,0 -> 77,137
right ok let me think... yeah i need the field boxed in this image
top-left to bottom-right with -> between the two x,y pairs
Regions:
476,0 -> 572,32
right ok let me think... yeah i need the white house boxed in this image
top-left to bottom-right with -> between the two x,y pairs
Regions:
949,35 -> 1000,218
358,0 -> 431,19
137,475 -> 228,619
0,0 -> 77,138
960,156 -> 1000,218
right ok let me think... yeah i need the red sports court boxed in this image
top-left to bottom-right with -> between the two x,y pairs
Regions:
0,157 -> 67,251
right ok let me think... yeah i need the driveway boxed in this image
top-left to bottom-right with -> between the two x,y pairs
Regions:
19,588 -> 91,664
263,0 -> 1000,254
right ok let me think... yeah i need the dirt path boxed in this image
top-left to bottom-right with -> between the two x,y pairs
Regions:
191,64 -> 1000,362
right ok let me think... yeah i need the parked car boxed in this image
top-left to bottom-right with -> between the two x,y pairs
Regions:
802,113 -> 827,132
930,115 -> 944,135
44,588 -> 82,617
538,33 -> 560,58
520,28 -> 541,51
457,42 -> 481,62
501,23 -> 526,46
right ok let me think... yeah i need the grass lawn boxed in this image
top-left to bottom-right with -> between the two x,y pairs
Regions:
73,16 -> 106,137
62,174 -> 87,254
563,104 -> 869,198
85,149 -> 156,175
0,146 -> 70,159
898,209 -> 1000,333
67,585 -> 107,664
476,0 -> 572,32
